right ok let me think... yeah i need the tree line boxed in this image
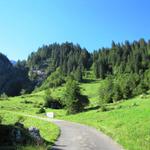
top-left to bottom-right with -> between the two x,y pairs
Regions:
93,39 -> 150,78
0,39 -> 149,98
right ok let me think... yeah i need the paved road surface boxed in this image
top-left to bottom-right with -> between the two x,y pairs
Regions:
17,114 -> 123,150
51,119 -> 123,150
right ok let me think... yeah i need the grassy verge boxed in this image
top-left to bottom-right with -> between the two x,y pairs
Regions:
0,110 -> 60,150
60,95 -> 150,150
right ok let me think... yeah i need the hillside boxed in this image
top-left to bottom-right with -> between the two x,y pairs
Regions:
27,42 -> 91,86
61,94 -> 150,150
0,79 -> 150,150
1,39 -> 149,97
0,39 -> 150,150
25,39 -> 150,97
0,53 -> 30,96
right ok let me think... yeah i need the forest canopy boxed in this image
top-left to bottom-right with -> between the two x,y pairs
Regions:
0,39 -> 150,97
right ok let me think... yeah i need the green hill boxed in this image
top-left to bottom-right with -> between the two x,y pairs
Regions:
0,78 -> 150,150
0,39 -> 150,150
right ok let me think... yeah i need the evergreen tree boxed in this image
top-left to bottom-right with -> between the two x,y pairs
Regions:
64,78 -> 89,114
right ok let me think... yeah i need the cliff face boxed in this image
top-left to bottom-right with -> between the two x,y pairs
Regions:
0,53 -> 14,94
0,53 -> 13,73
0,53 -> 30,96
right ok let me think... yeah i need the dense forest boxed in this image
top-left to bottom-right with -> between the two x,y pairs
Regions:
93,39 -> 150,103
0,39 -> 150,99
27,42 -> 91,84
93,39 -> 150,78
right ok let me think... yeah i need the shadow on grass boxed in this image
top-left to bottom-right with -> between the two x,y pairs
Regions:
84,106 -> 100,112
82,79 -> 97,83
0,124 -> 54,150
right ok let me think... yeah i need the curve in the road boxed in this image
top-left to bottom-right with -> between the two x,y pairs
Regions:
51,119 -> 123,150
15,114 -> 123,150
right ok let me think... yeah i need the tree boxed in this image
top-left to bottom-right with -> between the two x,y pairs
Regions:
74,67 -> 82,82
27,42 -> 92,86
112,83 -> 122,102
122,82 -> 132,99
93,62 -> 99,78
99,78 -> 114,105
64,78 -> 89,114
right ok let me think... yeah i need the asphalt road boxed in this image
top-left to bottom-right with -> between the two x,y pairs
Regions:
18,114 -> 123,150
51,120 -> 123,150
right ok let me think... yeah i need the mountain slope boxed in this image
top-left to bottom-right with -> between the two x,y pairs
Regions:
27,42 -> 91,86
0,53 -> 30,96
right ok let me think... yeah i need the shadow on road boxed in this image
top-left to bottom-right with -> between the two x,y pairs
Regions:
52,144 -> 66,150
52,148 -> 63,150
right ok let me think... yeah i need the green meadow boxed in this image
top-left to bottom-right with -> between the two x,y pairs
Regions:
0,110 -> 59,150
61,95 -> 150,150
0,79 -> 150,150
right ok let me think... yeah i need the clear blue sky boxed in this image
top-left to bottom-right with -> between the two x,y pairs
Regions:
0,0 -> 150,60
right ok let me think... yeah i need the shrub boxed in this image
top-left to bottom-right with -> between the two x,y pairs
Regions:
122,83 -> 132,99
44,90 -> 63,109
40,68 -> 65,90
99,79 -> 113,105
101,105 -> 107,112
37,107 -> 46,114
135,81 -> 149,95
23,100 -> 33,104
112,83 -> 123,102
17,116 -> 25,123
98,72 -> 150,105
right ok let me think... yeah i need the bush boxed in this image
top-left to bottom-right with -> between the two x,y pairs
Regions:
112,83 -> 123,102
44,90 -> 63,109
40,68 -> 65,90
17,116 -> 25,123
122,83 -> 132,99
36,107 -> 46,114
99,79 -> 113,105
99,72 -> 150,105
101,105 -> 107,112
135,81 -> 149,95
22,100 -> 33,104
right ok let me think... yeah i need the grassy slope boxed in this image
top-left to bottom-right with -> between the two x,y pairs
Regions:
61,96 -> 150,150
60,79 -> 150,150
0,79 -> 100,117
0,110 -> 59,150
0,79 -> 150,150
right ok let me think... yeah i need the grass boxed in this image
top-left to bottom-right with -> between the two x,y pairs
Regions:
80,79 -> 102,105
0,78 -> 150,150
0,78 -> 100,115
0,110 -> 60,150
60,95 -> 150,150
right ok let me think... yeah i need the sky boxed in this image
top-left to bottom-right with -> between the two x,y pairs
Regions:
0,0 -> 150,60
